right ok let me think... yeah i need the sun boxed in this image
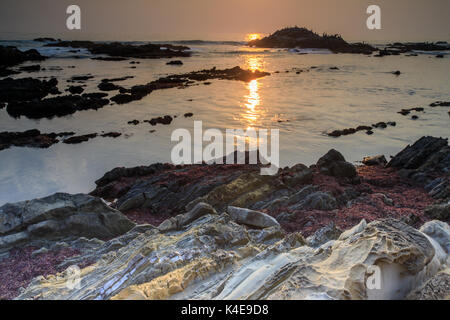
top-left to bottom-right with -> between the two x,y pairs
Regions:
246,33 -> 262,41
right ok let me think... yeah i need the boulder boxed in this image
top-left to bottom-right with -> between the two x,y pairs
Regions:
317,149 -> 357,178
227,206 -> 280,229
363,155 -> 387,166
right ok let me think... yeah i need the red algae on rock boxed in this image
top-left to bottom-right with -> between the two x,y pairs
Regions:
0,247 -> 82,300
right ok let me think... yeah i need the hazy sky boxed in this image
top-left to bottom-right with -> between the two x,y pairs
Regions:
0,0 -> 449,41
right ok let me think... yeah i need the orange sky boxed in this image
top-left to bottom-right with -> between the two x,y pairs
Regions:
0,0 -> 449,41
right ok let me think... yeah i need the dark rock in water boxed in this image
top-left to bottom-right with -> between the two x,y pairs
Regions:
63,133 -> 98,144
373,122 -> 387,128
81,92 -> 108,99
166,60 -> 183,65
430,101 -> 450,107
70,75 -> 94,81
392,70 -> 401,75
0,129 -> 74,151
18,65 -> 41,72
111,94 -> 135,105
248,27 -> 376,54
45,41 -> 191,59
317,149 -> 357,179
399,107 -> 423,116
33,37 -> 57,42
184,113 -> 193,118
92,57 -> 128,61
145,115 -> 173,126
109,66 -> 269,105
101,76 -> 134,83
0,68 -> 19,77
7,94 -> 110,119
67,85 -> 84,94
0,77 -> 58,103
101,132 -> 121,138
412,115 -> 419,120
98,82 -> 121,91
363,155 -> 387,166
0,46 -> 46,68
386,42 -> 450,52
128,120 -> 139,125
436,54 -> 444,58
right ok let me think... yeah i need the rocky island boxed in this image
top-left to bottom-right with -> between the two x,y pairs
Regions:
248,27 -> 376,54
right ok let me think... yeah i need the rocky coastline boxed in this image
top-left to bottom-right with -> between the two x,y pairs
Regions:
0,136 -> 448,300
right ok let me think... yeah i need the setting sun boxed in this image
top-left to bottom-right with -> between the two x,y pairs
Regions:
246,33 -> 263,41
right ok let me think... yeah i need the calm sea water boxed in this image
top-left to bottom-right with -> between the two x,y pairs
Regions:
0,40 -> 449,205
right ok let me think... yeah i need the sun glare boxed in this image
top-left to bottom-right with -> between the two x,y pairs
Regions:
246,33 -> 262,41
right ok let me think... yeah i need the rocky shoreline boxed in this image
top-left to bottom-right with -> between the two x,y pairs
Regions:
0,136 -> 448,300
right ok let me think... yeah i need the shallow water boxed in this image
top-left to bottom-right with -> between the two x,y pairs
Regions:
0,41 -> 449,205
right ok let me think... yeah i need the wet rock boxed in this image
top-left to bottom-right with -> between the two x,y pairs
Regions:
166,60 -> 183,65
101,76 -> 134,83
101,132 -> 122,138
18,65 -> 41,72
145,115 -> 173,126
70,75 -> 94,82
184,113 -> 193,118
248,27 -> 376,54
407,269 -> 450,300
412,115 -> 419,120
317,149 -> 357,178
430,101 -> 450,107
46,41 -> 191,59
98,82 -> 121,91
363,155 -> 387,166
128,120 -> 139,125
7,94 -> 110,119
392,70 -> 401,75
0,129 -> 73,151
227,206 -> 280,229
111,94 -> 135,105
372,122 -> 387,128
0,193 -> 135,250
306,222 -> 342,248
436,54 -> 444,58
63,133 -> 98,144
0,77 -> 58,103
0,46 -> 46,68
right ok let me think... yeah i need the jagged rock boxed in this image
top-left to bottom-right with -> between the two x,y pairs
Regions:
387,137 -> 449,198
158,203 -> 217,232
16,218 -> 448,300
7,94 -> 110,119
227,206 -> 279,229
63,133 -> 98,144
317,149 -> 357,178
363,155 -> 387,166
45,41 -> 191,59
0,193 -> 135,250
0,77 -> 58,104
0,130 -> 74,151
424,203 -> 450,222
67,85 -> 84,94
306,222 -> 342,248
0,46 -> 46,68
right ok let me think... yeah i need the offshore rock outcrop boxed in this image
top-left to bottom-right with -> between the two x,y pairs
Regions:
0,46 -> 47,77
45,41 -> 190,59
0,130 -> 74,151
248,27 -> 376,54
